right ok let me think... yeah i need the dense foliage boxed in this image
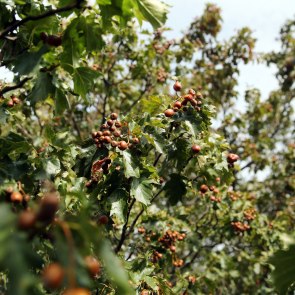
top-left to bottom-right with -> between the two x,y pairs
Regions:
0,0 -> 294,294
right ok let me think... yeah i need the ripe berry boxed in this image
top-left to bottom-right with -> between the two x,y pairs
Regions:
184,94 -> 193,101
18,210 -> 36,230
10,191 -> 23,203
12,97 -> 20,104
118,141 -> 128,150
132,137 -> 140,144
103,130 -> 111,136
103,136 -> 111,143
113,130 -> 121,137
191,145 -> 201,153
111,141 -> 118,147
92,132 -> 98,139
63,288 -> 91,295
227,153 -> 239,163
107,119 -> 113,126
42,263 -> 64,290
47,35 -> 62,47
173,101 -> 182,109
97,131 -> 103,137
209,186 -> 215,191
84,256 -> 101,277
164,109 -> 175,117
110,113 -> 118,120
98,215 -> 109,225
37,193 -> 59,223
105,158 -> 111,164
200,184 -> 208,193
181,99 -> 188,106
115,121 -> 122,128
109,126 -> 116,132
173,81 -> 182,92
190,99 -> 198,107
101,124 -> 108,130
196,91 -> 203,99
170,245 -> 176,252
7,100 -> 14,107
188,89 -> 196,96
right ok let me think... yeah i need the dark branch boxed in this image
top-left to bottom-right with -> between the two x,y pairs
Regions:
0,77 -> 32,96
0,1 -> 83,39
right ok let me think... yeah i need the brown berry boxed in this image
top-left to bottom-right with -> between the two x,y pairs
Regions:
227,153 -> 239,163
103,136 -> 111,143
209,186 -> 215,191
191,145 -> 201,153
184,94 -> 193,101
12,97 -> 20,104
200,184 -> 208,193
18,210 -> 36,230
113,130 -> 121,137
10,191 -> 23,203
109,126 -> 116,132
42,263 -> 64,290
110,113 -> 118,120
173,81 -> 182,92
37,193 -> 59,223
173,101 -> 182,109
107,119 -> 114,126
118,141 -> 128,150
111,141 -> 118,147
85,256 -> 101,277
188,89 -> 196,96
103,130 -> 111,136
47,35 -> 62,47
164,109 -> 175,117
40,32 -> 48,42
115,121 -> 122,128
132,137 -> 140,144
190,99 -> 198,107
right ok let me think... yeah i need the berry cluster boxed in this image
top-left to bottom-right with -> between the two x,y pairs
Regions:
91,113 -> 140,151
199,182 -> 222,202
164,81 -> 203,118
40,32 -> 62,47
6,94 -> 20,107
243,208 -> 256,221
231,221 -> 250,232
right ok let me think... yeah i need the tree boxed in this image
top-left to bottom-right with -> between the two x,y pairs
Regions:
0,1 -> 294,294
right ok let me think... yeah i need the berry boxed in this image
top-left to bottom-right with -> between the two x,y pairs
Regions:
18,210 -> 36,230
10,191 -> 23,203
110,113 -> 118,120
184,94 -> 193,101
191,145 -> 201,153
181,99 -> 188,106
190,99 -> 198,107
227,153 -> 239,163
105,158 -> 111,164
188,89 -> 196,96
92,132 -> 97,139
173,101 -> 182,109
97,131 -> 103,137
200,184 -> 208,193
47,35 -> 62,47
209,186 -> 215,191
84,256 -> 101,277
63,288 -> 91,295
103,130 -> 111,136
103,136 -> 111,143
164,109 -> 175,117
107,119 -> 114,126
98,215 -> 109,225
7,100 -> 14,107
109,126 -> 116,132
5,187 -> 13,194
115,121 -> 122,128
42,263 -> 64,290
170,245 -> 176,252
132,137 -> 140,144
173,81 -> 182,92
37,193 -> 59,223
118,141 -> 128,150
113,130 -> 121,137
111,141 -> 118,147
101,124 -> 108,130
12,97 -> 20,104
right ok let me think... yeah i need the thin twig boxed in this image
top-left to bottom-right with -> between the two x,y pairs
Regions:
0,77 -> 32,96
0,1 -> 83,39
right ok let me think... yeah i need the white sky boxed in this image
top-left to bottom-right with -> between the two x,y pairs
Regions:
163,0 -> 295,100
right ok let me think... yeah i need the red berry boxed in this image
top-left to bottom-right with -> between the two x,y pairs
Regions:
173,81 -> 182,92
191,145 -> 201,153
47,35 -> 62,47
98,215 -> 109,224
200,184 -> 208,193
85,256 -> 101,277
103,130 -> 111,136
10,191 -> 23,203
107,119 -> 113,126
164,109 -> 175,117
227,153 -> 239,163
7,100 -> 14,107
132,137 -> 140,144
183,94 -> 193,101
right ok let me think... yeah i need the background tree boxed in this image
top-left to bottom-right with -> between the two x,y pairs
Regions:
0,1 -> 294,294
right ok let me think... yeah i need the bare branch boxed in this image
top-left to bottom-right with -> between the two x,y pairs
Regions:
0,77 -> 32,96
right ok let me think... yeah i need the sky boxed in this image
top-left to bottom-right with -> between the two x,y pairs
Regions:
163,0 -> 295,100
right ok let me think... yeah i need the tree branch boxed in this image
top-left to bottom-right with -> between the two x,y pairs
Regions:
0,77 -> 32,96
0,0 -> 83,39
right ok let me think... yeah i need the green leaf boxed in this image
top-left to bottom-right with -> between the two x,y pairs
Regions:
269,244 -> 295,295
122,151 -> 140,178
73,67 -> 100,99
131,177 -> 155,205
136,0 -> 169,29
109,189 -> 128,222
164,173 -> 187,205
28,72 -> 55,104
97,0 -> 112,6
55,88 -> 70,115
